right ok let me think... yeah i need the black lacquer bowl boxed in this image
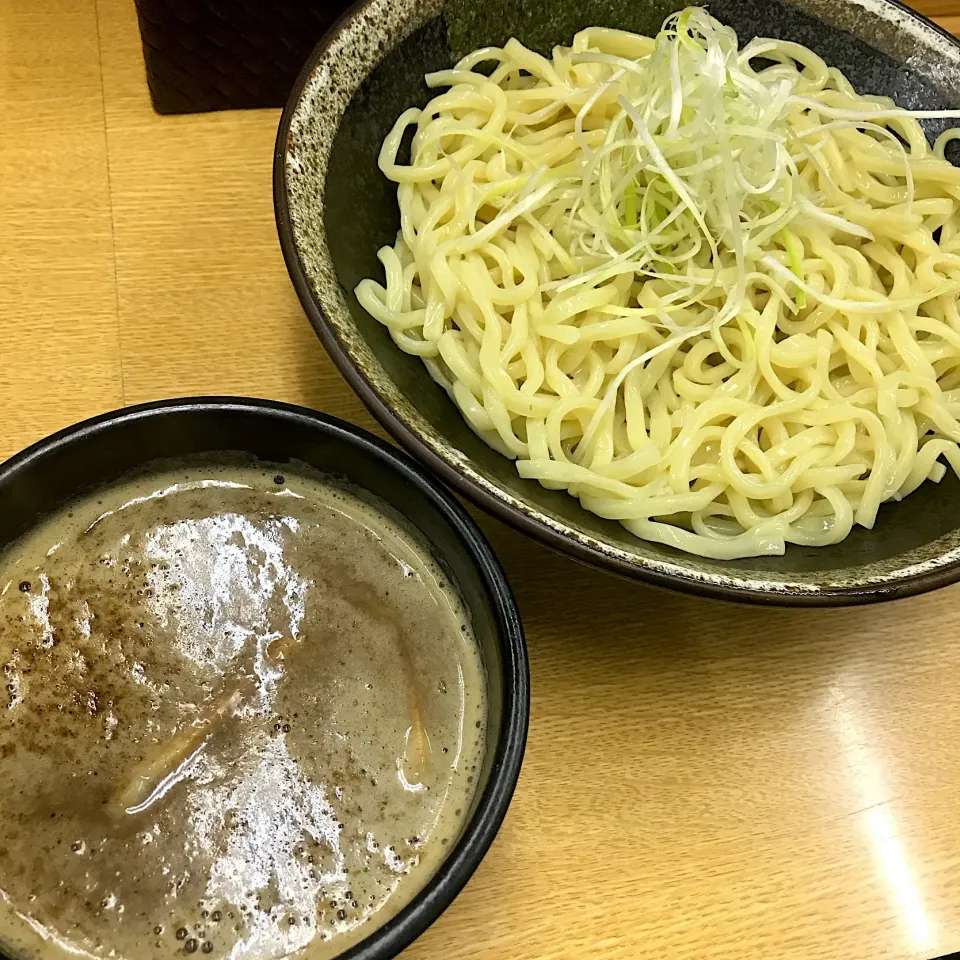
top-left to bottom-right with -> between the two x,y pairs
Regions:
275,0 -> 960,604
0,397 -> 529,960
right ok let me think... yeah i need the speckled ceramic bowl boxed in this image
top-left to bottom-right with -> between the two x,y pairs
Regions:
275,0 -> 960,605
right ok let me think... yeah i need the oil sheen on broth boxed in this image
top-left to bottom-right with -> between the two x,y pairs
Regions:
0,462 -> 486,960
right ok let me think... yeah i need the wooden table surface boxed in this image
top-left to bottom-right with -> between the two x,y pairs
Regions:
4,1 -> 960,958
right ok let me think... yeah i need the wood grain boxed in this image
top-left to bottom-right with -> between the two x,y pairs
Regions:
4,1 -> 960,958
0,0 -> 122,459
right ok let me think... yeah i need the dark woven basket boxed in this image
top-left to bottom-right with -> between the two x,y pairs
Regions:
134,0 -> 354,114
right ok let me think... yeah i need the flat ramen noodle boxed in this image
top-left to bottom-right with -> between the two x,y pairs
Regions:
357,7 -> 960,559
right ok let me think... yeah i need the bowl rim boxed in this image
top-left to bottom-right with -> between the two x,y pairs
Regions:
273,0 -> 960,607
0,395 -> 530,960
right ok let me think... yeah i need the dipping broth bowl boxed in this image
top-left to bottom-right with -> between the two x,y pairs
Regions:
0,396 -> 529,960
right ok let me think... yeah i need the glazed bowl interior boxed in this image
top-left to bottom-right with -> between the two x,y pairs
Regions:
0,397 -> 528,960
277,0 -> 960,603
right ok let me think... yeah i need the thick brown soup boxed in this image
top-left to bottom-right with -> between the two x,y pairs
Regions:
0,462 -> 486,960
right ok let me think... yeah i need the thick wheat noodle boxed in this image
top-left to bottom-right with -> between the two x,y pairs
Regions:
355,12 -> 960,559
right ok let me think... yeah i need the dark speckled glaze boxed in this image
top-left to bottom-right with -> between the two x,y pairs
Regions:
275,0 -> 960,605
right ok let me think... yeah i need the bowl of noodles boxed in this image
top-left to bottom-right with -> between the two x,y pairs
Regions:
275,0 -> 960,604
